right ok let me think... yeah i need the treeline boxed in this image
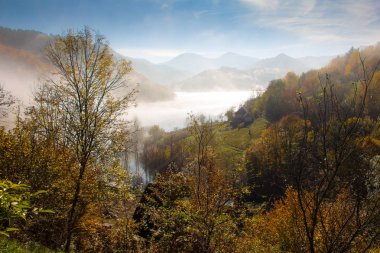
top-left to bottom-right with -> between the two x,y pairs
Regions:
0,27 -> 50,53
236,44 -> 380,125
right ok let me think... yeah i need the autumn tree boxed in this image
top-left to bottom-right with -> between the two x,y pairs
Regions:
0,119 -> 73,248
245,115 -> 305,203
141,125 -> 188,178
0,85 -> 15,119
290,57 -> 380,252
183,115 -> 241,252
134,115 -> 244,252
30,27 -> 135,252
244,54 -> 380,252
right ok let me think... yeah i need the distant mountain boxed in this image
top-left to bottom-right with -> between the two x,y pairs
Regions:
253,54 -> 305,72
173,54 -> 333,92
112,49 -> 190,85
0,27 -> 51,54
176,67 -> 285,92
124,56 -> 192,85
126,71 -> 174,102
217,52 -> 259,69
162,52 -> 258,75
0,27 -> 336,100
0,27 -> 174,106
162,52 -> 332,79
162,53 -> 216,74
253,54 -> 333,73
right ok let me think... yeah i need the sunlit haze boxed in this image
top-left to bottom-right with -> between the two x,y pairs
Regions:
1,0 -> 380,62
129,91 -> 254,130
1,0 -> 380,129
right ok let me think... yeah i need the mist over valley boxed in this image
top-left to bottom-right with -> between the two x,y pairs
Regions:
0,27 -> 334,129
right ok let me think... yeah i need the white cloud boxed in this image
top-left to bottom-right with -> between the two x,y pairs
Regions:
193,10 -> 211,19
240,0 -> 380,44
241,0 -> 279,10
152,0 -> 182,11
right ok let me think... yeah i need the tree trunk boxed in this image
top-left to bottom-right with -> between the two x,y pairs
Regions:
64,163 -> 85,252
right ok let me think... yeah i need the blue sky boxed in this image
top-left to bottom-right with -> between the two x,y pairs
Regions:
1,0 -> 380,62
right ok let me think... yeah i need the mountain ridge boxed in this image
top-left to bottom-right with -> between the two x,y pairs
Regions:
0,26 -> 336,97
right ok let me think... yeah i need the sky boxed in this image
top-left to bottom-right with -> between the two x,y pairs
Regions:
1,0 -> 380,62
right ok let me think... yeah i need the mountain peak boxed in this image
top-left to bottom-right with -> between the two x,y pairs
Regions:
275,53 -> 292,59
174,52 -> 205,59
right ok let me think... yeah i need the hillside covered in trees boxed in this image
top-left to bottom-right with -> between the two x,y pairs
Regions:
0,28 -> 380,253
131,43 -> 380,252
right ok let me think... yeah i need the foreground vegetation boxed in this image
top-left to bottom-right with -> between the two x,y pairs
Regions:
0,28 -> 379,252
0,237 -> 58,253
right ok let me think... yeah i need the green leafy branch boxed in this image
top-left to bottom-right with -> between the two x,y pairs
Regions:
0,180 -> 54,237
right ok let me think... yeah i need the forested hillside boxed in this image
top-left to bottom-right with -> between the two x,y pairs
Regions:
136,43 -> 380,252
0,28 -> 379,253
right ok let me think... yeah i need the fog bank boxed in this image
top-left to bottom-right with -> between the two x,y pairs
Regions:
129,91 -> 254,130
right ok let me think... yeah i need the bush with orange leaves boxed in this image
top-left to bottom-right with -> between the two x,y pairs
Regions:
241,187 -> 379,253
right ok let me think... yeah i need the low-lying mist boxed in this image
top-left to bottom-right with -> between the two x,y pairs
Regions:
128,90 -> 255,130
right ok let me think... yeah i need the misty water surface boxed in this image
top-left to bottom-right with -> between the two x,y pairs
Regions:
129,91 -> 255,130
